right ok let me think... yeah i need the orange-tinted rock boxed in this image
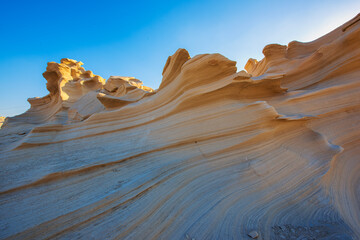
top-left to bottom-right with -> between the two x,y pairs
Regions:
0,14 -> 359,240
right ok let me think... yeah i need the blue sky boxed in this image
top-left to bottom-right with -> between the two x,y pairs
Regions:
0,0 -> 359,117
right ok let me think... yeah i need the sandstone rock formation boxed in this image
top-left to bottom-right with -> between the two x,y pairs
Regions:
0,117 -> 5,129
0,14 -> 359,239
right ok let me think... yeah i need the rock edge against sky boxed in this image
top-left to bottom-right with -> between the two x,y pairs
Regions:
0,14 -> 359,240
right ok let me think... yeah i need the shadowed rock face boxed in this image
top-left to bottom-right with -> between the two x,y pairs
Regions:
0,14 -> 359,240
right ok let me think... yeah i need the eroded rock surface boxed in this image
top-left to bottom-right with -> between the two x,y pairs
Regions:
0,117 -> 5,128
0,14 -> 359,240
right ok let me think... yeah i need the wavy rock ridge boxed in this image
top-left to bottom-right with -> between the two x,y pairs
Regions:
0,14 -> 359,239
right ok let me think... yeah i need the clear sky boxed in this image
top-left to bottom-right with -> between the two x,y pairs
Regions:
0,0 -> 359,117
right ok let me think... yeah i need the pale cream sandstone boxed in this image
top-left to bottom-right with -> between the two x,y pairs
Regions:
0,14 -> 359,240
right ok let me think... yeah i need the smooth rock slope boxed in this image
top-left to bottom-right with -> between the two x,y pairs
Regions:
0,14 -> 359,239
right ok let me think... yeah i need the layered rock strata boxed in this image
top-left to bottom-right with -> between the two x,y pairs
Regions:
0,14 -> 359,240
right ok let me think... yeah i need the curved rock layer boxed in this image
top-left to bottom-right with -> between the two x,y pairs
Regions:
0,14 -> 359,239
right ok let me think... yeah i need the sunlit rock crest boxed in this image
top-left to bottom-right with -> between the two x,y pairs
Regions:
0,14 -> 359,240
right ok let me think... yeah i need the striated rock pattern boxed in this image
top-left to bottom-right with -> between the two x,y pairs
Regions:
0,14 -> 360,239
